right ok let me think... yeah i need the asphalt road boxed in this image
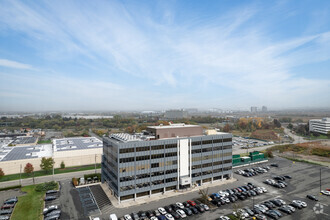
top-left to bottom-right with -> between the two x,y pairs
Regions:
0,168 -> 101,188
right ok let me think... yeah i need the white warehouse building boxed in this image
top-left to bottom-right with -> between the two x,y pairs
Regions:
309,118 -> 330,134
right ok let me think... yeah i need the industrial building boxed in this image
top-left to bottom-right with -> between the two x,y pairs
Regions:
309,118 -> 330,134
101,123 -> 232,202
0,137 -> 102,175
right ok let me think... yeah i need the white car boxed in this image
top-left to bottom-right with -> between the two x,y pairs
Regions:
43,205 -> 58,215
200,203 -> 209,210
176,209 -> 187,218
124,214 -> 132,220
176,202 -> 185,209
293,200 -> 307,208
165,213 -> 175,220
260,187 -> 267,193
219,216 -> 230,220
321,190 -> 330,196
277,199 -> 286,205
158,207 -> 167,215
150,217 -> 158,220
109,214 -> 118,220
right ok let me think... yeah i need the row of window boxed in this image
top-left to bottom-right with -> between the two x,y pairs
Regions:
117,138 -> 232,154
120,177 -> 177,192
120,169 -> 178,182
119,160 -> 177,173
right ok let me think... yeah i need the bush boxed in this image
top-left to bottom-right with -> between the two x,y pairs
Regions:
60,161 -> 65,169
265,150 -> 274,158
72,178 -> 78,186
35,181 -> 57,192
0,185 -> 21,191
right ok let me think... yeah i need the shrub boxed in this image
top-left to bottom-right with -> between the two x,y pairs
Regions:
265,150 -> 274,158
72,178 -> 78,186
0,168 -> 4,178
60,161 -> 65,169
35,181 -> 57,192
0,185 -> 21,191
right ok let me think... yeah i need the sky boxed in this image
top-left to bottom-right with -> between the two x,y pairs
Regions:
0,0 -> 330,112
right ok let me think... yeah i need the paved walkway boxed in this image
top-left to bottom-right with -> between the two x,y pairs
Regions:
0,168 -> 101,188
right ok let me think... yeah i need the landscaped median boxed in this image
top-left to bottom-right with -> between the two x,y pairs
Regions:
11,181 -> 59,220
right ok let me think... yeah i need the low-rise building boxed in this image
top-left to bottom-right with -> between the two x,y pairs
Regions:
309,118 -> 330,134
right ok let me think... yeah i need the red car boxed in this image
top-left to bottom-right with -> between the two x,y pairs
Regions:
1,204 -> 15,209
187,200 -> 196,206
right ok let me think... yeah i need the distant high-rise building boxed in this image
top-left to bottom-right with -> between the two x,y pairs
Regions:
165,109 -> 188,119
250,106 -> 258,113
262,106 -> 267,112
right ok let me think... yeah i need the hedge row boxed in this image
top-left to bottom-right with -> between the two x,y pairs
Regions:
0,185 -> 21,191
35,181 -> 58,192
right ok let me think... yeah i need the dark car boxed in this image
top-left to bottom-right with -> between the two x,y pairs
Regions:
131,212 -> 140,220
182,202 -> 190,208
249,190 -> 257,196
138,211 -> 147,218
45,210 -> 61,218
269,200 -> 282,207
183,208 -> 192,216
253,207 -> 262,214
212,199 -> 222,207
228,196 -> 235,203
44,196 -> 56,201
270,163 -> 279,167
279,206 -> 292,214
265,210 -> 279,219
196,205 -> 205,213
157,216 -> 166,220
238,195 -> 246,200
170,211 -> 180,219
170,204 -> 178,211
190,206 -> 199,214
284,175 -> 292,179
306,195 -> 318,201
146,210 -> 155,218
164,206 -> 173,213
273,210 -> 282,217
46,190 -> 58,194
263,201 -> 275,209
290,201 -> 303,209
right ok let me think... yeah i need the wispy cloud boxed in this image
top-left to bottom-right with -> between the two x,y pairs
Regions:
0,0 -> 329,110
0,59 -> 33,70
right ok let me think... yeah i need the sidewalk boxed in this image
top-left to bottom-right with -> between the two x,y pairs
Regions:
106,178 -> 237,208
0,168 -> 101,188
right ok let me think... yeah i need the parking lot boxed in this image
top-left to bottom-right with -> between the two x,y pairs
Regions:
97,156 -> 329,220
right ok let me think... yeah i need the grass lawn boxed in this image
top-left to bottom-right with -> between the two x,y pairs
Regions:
11,185 -> 44,220
0,164 -> 101,182
37,139 -> 52,144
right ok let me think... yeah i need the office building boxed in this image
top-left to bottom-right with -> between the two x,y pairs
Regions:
164,109 -> 188,119
251,106 -> 258,113
102,124 -> 232,202
309,118 -> 330,134
262,106 -> 267,112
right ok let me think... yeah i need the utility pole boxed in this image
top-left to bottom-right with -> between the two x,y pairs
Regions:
320,168 -> 322,192
19,164 -> 22,186
94,154 -> 97,174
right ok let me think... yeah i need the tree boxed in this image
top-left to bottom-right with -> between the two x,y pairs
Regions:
265,149 -> 274,158
60,161 -> 65,169
24,163 -> 34,175
198,188 -> 210,204
40,157 -> 55,173
223,124 -> 231,132
0,168 -> 4,178
287,123 -> 293,129
273,119 -> 281,128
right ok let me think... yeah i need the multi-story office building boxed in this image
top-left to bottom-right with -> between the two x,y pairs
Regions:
309,118 -> 330,134
250,106 -> 258,113
102,124 -> 232,202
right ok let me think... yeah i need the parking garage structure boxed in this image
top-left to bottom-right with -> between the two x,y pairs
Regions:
101,124 -> 233,203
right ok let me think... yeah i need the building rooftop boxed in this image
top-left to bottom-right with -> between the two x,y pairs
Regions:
53,137 -> 102,152
0,144 -> 52,162
147,123 -> 201,130
110,133 -> 155,143
11,136 -> 38,145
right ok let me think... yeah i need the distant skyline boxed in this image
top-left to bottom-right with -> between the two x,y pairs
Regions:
1,0 -> 330,111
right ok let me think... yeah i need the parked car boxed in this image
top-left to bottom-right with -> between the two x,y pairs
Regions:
43,205 -> 59,215
164,206 -> 173,213
146,210 -> 154,218
124,214 -> 132,220
44,196 -> 56,201
196,205 -> 205,213
158,207 -> 167,215
187,200 -> 196,206
190,206 -> 198,214
44,214 -> 60,220
138,211 -> 147,218
164,214 -> 174,220
1,204 -> 15,210
176,209 -> 186,218
321,190 -> 330,196
110,214 -> 118,220
200,203 -> 209,211
293,200 -> 307,208
182,208 -> 192,216
131,212 -> 140,220
45,210 -> 61,218
0,209 -> 12,215
153,210 -> 161,217
0,216 -> 9,220
169,211 -> 180,219
306,195 -> 318,201
279,206 -> 292,214
219,216 -> 230,220
46,190 -> 57,194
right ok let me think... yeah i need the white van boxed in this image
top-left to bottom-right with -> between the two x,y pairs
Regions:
110,214 -> 118,220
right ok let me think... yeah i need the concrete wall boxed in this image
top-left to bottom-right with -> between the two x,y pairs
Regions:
0,148 -> 103,175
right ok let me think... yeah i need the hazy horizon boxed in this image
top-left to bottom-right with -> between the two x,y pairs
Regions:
1,0 -> 330,111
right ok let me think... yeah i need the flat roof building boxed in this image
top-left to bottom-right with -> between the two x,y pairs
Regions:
102,123 -> 232,203
309,118 -> 330,134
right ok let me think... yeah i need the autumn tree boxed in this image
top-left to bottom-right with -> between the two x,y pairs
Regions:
40,157 -> 55,173
0,168 -> 4,178
24,163 -> 34,175
223,124 -> 232,132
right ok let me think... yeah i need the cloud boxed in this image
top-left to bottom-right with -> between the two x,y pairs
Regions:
0,59 -> 33,70
0,0 -> 329,110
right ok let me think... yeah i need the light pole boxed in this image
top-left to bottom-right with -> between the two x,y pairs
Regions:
320,168 -> 322,192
